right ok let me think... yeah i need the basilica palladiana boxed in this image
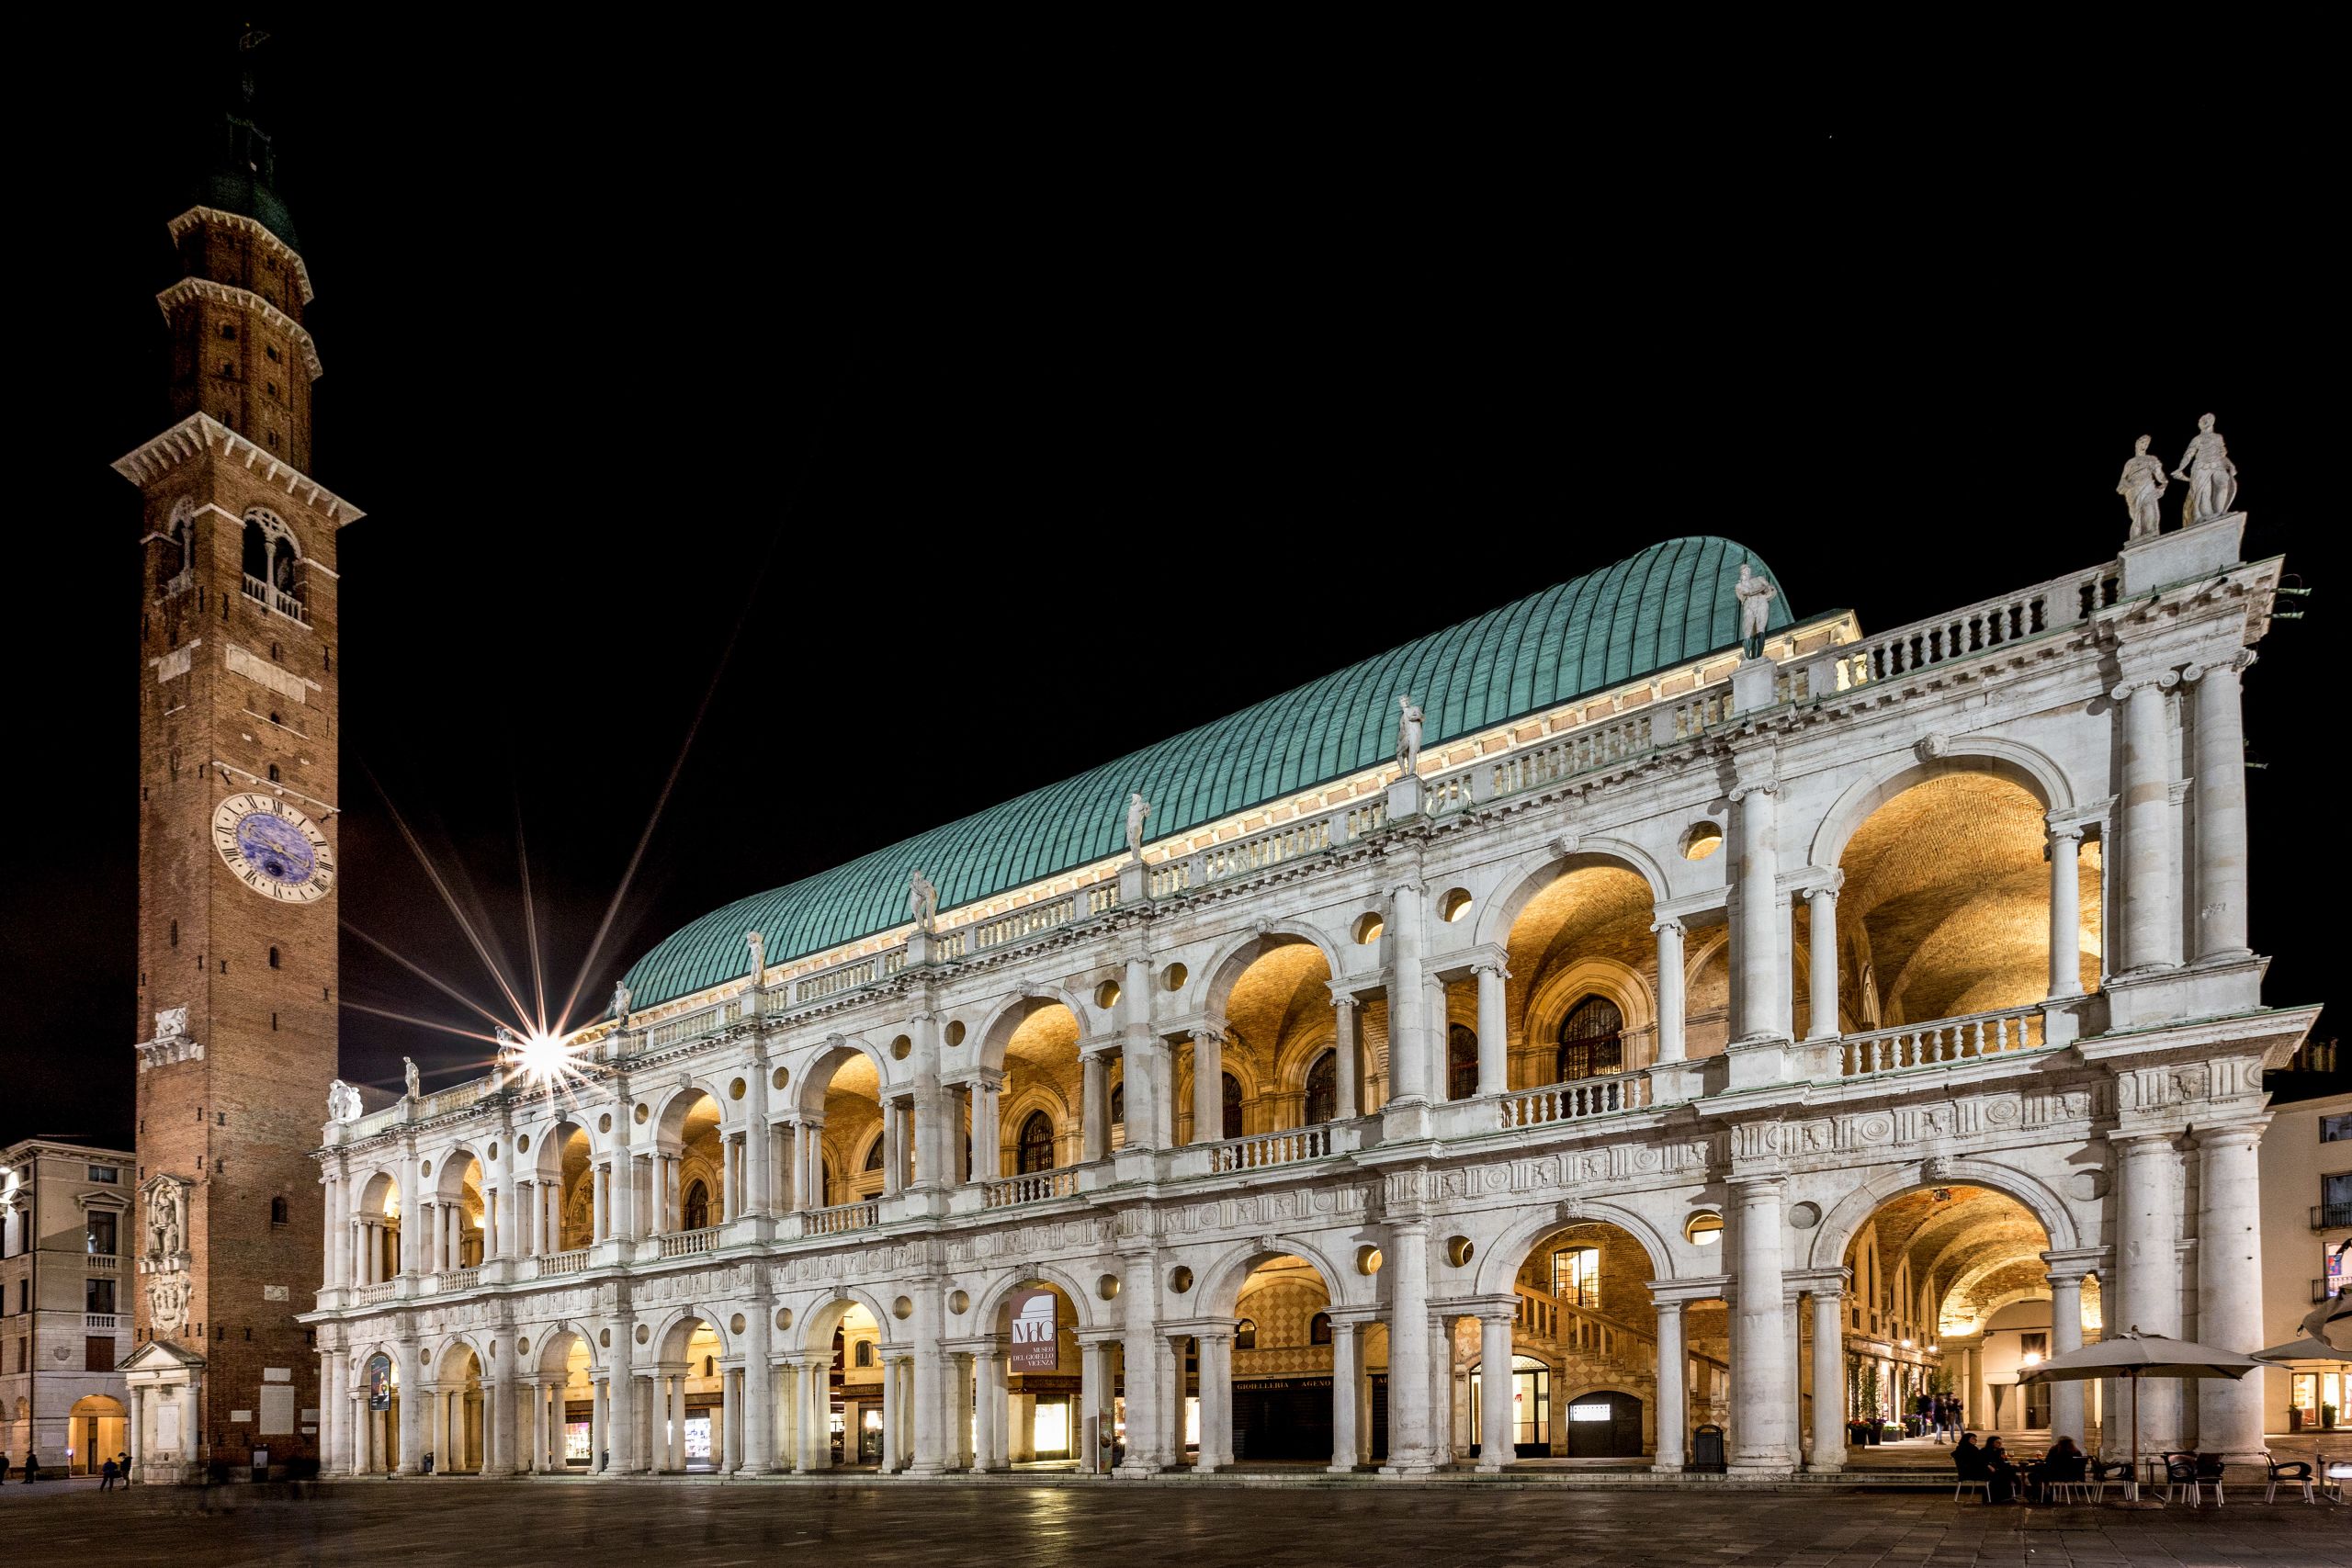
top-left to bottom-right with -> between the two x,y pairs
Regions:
299,498 -> 2307,1482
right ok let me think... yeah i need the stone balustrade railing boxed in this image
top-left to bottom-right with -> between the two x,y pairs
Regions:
972,896 -> 1080,952
657,1226 -> 722,1259
804,1201 -> 878,1236
1802,560 -> 2122,698
1207,1124 -> 1335,1173
648,997 -> 745,1051
85,1313 -> 124,1332
1838,1003 -> 2046,1077
536,1248 -> 589,1278
1497,1071 -> 1647,1130
355,1281 -> 395,1306
981,1168 -> 1080,1208
438,1266 -> 480,1292
88,1254 -> 120,1273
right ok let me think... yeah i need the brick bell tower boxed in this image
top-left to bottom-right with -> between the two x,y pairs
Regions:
114,34 -> 361,1483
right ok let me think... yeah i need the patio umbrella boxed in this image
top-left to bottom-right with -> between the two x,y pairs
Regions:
2252,1334 -> 2347,1363
2299,1280 -> 2348,1350
2018,1326 -> 2261,1498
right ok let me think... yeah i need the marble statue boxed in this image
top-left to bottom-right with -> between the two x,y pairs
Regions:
2173,412 -> 2238,525
746,930 -> 766,980
607,981 -> 631,1021
1125,793 -> 1152,861
1736,564 -> 1778,658
2116,434 -> 2169,540
403,1056 -> 422,1101
909,868 -> 939,933
147,1182 -> 184,1258
147,1269 -> 189,1336
326,1079 -> 364,1124
1395,696 -> 1424,777
154,1005 -> 189,1041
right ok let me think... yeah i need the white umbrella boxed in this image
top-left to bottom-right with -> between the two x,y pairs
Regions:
2018,1326 -> 2260,1499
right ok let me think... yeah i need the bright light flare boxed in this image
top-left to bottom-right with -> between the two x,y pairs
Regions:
503,1028 -> 589,1093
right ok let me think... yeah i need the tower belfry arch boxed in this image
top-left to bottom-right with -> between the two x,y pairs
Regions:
119,27 -> 364,1485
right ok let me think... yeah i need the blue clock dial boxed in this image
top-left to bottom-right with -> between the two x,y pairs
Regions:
235,810 -> 317,886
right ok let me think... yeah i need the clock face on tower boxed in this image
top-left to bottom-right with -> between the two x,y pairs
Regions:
211,792 -> 336,902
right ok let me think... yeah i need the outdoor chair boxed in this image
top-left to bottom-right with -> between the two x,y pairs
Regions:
2194,1451 -> 2228,1505
1953,1477 -> 1990,1503
2265,1455 -> 2315,1504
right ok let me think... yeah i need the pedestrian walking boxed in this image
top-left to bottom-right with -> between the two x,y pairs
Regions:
100,1457 -> 119,1492
20,1451 -> 37,1483
1,1450 -> 11,1484
118,1450 -> 132,1486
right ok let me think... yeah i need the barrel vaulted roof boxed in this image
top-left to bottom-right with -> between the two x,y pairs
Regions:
622,536 -> 1792,1009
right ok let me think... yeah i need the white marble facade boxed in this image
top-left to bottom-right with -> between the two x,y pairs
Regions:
303,513 -> 2311,1480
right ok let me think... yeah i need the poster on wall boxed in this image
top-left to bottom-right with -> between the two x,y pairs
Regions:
2327,1243 -> 2346,1295
1009,1289 -> 1058,1373
367,1355 -> 394,1411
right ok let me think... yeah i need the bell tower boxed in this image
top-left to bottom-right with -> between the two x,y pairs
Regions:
115,31 -> 361,1482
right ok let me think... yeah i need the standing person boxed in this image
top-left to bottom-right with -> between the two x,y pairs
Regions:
118,1451 -> 132,1486
20,1450 -> 37,1483
100,1456 -> 119,1492
1,1450 -> 11,1484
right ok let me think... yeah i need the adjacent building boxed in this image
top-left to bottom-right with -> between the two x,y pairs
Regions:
1,1140 -> 136,1472
2258,1063 -> 2351,1441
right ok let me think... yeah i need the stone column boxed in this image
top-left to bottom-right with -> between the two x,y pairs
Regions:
743,1066 -> 772,1216
1119,953 -> 1167,1151
1728,1178 -> 1793,1470
2115,677 -> 2182,972
1331,994 -> 1361,1115
1652,919 -> 1687,1063
589,1376 -> 608,1472
723,1370 -> 744,1472
882,1101 -> 905,1198
2042,823 -> 2086,998
671,1374 -> 690,1472
908,1292 -> 946,1476
1120,1276 -> 1164,1473
1387,880 -> 1431,1107
1077,1335 -> 1109,1472
1809,1286 -> 1845,1472
740,1308 -> 773,1475
796,1355 -> 830,1472
1190,1032 -> 1224,1144
1381,1216 -> 1435,1472
1652,1294 -> 1686,1471
1805,881 -> 1841,1040
1477,1312 -> 1514,1470
972,1078 -> 1003,1180
2111,1132 -> 2183,1450
319,1350 -> 345,1473
1328,1319 -> 1360,1472
2041,1264 -> 2087,1443
878,1355 -> 901,1472
2190,655 -> 2253,960
394,1341 -> 424,1473
2196,1121 -> 2267,1459
1080,1052 -> 1110,1161
981,1348 -> 1012,1470
398,1145 -> 422,1272
1472,961 -> 1510,1096
1729,780 -> 1786,1043
1195,1331 -> 1233,1472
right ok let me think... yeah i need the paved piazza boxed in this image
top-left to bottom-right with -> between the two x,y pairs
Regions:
13,1481 -> 2352,1568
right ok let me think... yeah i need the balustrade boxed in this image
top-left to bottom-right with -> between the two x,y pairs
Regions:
438,1266 -> 481,1292
241,572 -> 308,624
657,1225 -> 721,1258
536,1248 -> 588,1278
1497,1073 -> 1645,1129
805,1201 -> 878,1235
1808,564 -> 2120,695
1207,1124 -> 1333,1173
981,1168 -> 1080,1208
85,1312 -> 123,1332
1838,1004 -> 2045,1077
972,895 -> 1078,951
354,1281 -> 394,1306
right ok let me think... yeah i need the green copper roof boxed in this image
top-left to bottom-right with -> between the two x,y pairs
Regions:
622,536 -> 1792,1009
192,166 -> 300,254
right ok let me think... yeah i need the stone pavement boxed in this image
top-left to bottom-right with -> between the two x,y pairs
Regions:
5,1481 -> 2348,1568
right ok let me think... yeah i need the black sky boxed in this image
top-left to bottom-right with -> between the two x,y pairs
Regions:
6,19 -> 2339,1147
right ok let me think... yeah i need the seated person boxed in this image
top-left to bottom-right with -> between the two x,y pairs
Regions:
1953,1433 -> 1987,1481
1982,1435 -> 2020,1502
2026,1436 -> 2086,1498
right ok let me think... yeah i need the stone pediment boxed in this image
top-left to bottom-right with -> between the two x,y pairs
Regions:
121,1338 -> 208,1373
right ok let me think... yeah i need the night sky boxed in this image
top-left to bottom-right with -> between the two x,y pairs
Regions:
7,20 -> 2338,1149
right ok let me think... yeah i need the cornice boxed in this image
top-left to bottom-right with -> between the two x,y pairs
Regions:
112,413 -> 365,525
155,276 -> 324,379
167,207 -> 315,303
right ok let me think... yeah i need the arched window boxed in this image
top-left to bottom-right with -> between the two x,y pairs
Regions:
1304,1049 -> 1338,1124
1109,1082 -> 1125,1127
1553,1245 -> 1600,1308
854,1340 -> 875,1369
1555,996 -> 1625,1082
863,1134 -> 886,1172
1447,1023 -> 1479,1100
242,518 -> 269,583
1016,1111 -> 1056,1174
1221,1073 -> 1243,1140
682,1179 -> 710,1231
1309,1311 -> 1333,1346
1234,1317 -> 1258,1350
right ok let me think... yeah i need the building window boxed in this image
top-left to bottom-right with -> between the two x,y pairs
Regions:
86,1277 -> 117,1314
1109,1082 -> 1124,1127
2324,1171 -> 2352,1228
87,1213 -> 118,1257
86,1337 -> 116,1372
682,1179 -> 710,1231
1309,1312 -> 1333,1346
219,322 -> 237,340
1448,1023 -> 1479,1100
268,945 -> 281,968
269,1196 -> 289,1227
854,1340 -> 875,1369
2323,1113 -> 2352,1145
1553,1245 -> 1600,1309
87,1165 -> 119,1185
1556,996 -> 1626,1082
863,1134 -> 886,1172
1305,1049 -> 1338,1124
1234,1317 -> 1258,1350
1017,1111 -> 1056,1175
1221,1073 -> 1243,1140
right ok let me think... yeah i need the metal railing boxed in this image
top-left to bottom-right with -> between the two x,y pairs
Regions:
2312,1204 -> 2352,1233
